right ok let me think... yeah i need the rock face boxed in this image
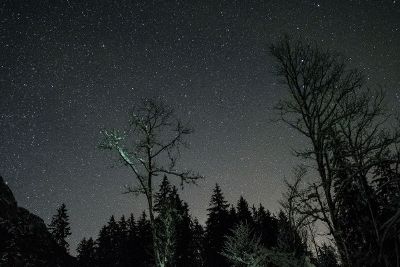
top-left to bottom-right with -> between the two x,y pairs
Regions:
0,177 -> 17,219
0,176 -> 76,266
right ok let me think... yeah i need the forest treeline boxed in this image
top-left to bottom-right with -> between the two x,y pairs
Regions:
73,178 -> 324,267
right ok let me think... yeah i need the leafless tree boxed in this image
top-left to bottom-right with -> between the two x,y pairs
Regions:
99,98 -> 202,267
280,166 -> 336,263
280,166 -> 313,231
270,36 -> 400,266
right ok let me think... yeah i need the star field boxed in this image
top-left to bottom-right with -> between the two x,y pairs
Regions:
1,0 -> 399,252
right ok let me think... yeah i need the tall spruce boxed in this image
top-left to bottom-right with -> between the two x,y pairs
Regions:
236,196 -> 253,225
191,218 -> 205,267
48,203 -> 71,252
137,212 -> 154,266
97,216 -> 121,266
118,215 -> 129,266
174,200 -> 195,266
204,184 -> 230,267
125,214 -> 139,265
221,222 -> 268,266
154,176 -> 199,266
253,204 -> 278,248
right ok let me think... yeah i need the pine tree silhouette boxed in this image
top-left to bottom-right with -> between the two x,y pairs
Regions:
48,203 -> 71,252
204,184 -> 230,267
77,237 -> 96,267
236,196 -> 253,225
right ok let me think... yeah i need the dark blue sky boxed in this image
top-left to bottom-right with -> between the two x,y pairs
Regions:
1,0 -> 399,251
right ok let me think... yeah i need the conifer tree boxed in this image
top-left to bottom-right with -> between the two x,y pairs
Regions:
204,184 -> 230,267
77,237 -> 97,267
174,200 -> 195,266
154,176 -> 198,266
127,213 -> 137,239
119,215 -> 128,235
253,204 -> 278,248
276,211 -> 306,257
96,225 -> 109,266
97,216 -> 121,266
191,218 -> 205,267
236,196 -> 253,225
154,176 -> 172,212
48,203 -> 71,252
228,205 -> 237,221
137,212 -> 154,266
154,177 -> 178,266
125,214 -> 139,265
221,222 -> 268,266
316,244 -> 339,267
118,215 -> 129,266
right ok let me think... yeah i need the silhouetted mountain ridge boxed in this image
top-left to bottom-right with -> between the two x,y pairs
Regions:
0,176 -> 76,266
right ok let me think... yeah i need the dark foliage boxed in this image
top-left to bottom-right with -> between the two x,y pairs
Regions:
204,184 -> 231,267
77,237 -> 96,267
269,36 -> 400,267
316,244 -> 340,267
76,182 -> 296,267
0,177 -> 76,266
48,203 -> 72,252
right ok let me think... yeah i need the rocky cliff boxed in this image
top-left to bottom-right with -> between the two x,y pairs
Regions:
0,176 -> 76,266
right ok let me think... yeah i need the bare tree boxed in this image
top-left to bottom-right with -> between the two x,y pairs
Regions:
280,166 -> 313,232
280,166 -> 337,264
270,36 -> 400,266
99,99 -> 202,267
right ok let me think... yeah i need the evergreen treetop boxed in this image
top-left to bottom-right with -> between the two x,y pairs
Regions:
48,203 -> 71,252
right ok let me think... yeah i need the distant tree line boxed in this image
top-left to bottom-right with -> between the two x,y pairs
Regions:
75,178 -> 332,267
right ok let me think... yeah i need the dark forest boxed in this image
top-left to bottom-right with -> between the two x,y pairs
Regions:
1,1 -> 399,267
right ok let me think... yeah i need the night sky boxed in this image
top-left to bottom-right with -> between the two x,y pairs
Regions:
1,0 -> 399,252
